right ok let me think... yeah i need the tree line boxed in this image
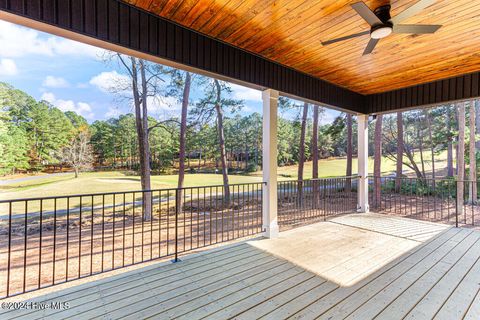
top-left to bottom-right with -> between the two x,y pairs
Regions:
372,101 -> 480,211
0,82 -> 93,177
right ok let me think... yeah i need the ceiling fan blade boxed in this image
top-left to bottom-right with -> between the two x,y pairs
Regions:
363,38 -> 379,55
393,24 -> 441,34
351,2 -> 382,26
322,30 -> 370,45
391,0 -> 436,24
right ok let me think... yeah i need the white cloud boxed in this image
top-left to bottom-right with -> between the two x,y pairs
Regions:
0,20 -> 104,59
42,76 -> 69,88
148,96 -> 181,114
41,92 -> 94,119
105,107 -> 125,118
89,71 -> 130,93
229,83 -> 262,102
319,109 -> 340,125
40,92 -> 55,103
0,58 -> 18,76
76,82 -> 89,89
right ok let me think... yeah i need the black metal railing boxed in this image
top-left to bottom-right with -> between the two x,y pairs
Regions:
0,182 -> 264,298
369,176 -> 480,227
277,176 -> 358,230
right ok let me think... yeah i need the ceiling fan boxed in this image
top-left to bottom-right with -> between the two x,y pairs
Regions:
321,0 -> 442,55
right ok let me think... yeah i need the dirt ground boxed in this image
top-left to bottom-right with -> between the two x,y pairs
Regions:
0,196 -> 263,298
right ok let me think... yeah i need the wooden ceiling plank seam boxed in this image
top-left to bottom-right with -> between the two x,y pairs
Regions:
231,0 -> 317,49
188,0 -> 226,30
226,0 -> 310,46
164,0 -> 187,19
158,0 -> 181,18
146,0 -> 168,17
210,0 -> 269,39
171,0 -> 201,22
241,0 -> 355,53
182,0 -> 217,28
195,0 -> 236,34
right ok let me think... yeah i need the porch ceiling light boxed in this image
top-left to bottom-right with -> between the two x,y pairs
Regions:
370,25 -> 393,39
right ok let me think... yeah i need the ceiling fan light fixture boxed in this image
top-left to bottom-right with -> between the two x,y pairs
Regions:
370,25 -> 393,39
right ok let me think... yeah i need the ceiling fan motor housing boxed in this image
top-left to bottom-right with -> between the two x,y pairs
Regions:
370,5 -> 393,39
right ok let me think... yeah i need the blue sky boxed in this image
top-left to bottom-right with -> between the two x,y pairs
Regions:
0,20 -> 340,124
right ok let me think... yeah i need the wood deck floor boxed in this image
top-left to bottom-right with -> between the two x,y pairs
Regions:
1,213 -> 479,320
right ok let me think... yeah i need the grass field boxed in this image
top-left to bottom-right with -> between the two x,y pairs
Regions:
0,150 -> 448,201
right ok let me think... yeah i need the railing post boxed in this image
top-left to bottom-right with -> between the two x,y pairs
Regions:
357,114 -> 369,213
455,180 -> 459,228
262,89 -> 279,238
173,188 -> 180,262
323,179 -> 327,220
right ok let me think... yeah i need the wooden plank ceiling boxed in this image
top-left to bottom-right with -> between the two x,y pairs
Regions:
125,0 -> 480,95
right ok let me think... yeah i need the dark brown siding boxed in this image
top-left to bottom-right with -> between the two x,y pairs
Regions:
0,0 -> 365,113
366,71 -> 480,114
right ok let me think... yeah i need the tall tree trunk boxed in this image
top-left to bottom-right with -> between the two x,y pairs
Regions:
312,105 -> 319,207
447,105 -> 454,177
417,119 -> 426,179
312,106 -> 319,179
198,148 -> 202,171
346,113 -> 353,192
476,100 -> 480,149
469,101 -> 477,203
131,58 -> 151,220
177,72 -> 191,212
214,80 -> 230,203
457,103 -> 466,216
395,112 -> 404,192
298,103 -> 309,202
425,110 -> 435,180
374,115 -> 383,208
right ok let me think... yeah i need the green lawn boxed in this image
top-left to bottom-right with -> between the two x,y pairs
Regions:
0,150 -> 448,201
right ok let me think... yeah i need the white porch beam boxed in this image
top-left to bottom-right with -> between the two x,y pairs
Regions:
262,89 -> 279,238
357,114 -> 369,213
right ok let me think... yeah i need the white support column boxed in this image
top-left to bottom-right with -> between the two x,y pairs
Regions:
357,114 -> 369,213
262,89 -> 279,238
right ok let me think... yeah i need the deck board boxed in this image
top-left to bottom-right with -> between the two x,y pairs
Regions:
2,213 -> 480,320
